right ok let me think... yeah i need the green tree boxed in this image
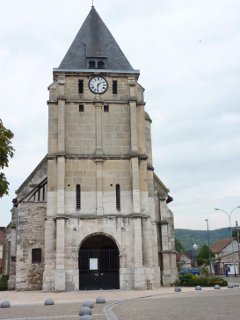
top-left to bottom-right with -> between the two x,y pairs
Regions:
232,228 -> 240,239
0,119 -> 14,197
175,238 -> 185,253
196,244 -> 214,266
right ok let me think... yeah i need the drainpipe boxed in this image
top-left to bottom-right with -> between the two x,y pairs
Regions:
157,193 -> 163,286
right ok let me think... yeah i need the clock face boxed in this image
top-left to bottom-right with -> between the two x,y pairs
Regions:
89,76 -> 108,94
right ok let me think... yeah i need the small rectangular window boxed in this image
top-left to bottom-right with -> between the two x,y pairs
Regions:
113,80 -> 118,94
104,105 -> 109,112
79,105 -> 84,112
32,248 -> 42,264
78,80 -> 84,93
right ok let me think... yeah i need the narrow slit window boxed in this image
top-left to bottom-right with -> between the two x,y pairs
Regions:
76,184 -> 81,210
79,104 -> 84,112
78,80 -> 84,93
32,248 -> 42,264
104,105 -> 109,112
42,186 -> 45,202
113,80 -> 118,94
116,184 -> 121,211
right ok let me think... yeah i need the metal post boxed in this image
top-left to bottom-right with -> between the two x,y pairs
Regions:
214,206 -> 240,277
205,219 -> 212,275
193,244 -> 198,267
235,221 -> 240,275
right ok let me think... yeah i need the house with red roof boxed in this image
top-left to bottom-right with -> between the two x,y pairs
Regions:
211,238 -> 239,275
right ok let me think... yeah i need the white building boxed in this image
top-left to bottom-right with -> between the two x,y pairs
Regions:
211,238 -> 239,275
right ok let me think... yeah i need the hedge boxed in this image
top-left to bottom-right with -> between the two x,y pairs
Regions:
174,273 -> 228,287
0,275 -> 9,291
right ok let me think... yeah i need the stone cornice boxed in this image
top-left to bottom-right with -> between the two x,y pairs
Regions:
47,99 -> 146,105
156,220 -> 169,225
53,69 -> 140,76
46,213 -> 152,221
47,153 -> 148,161
159,250 -> 177,254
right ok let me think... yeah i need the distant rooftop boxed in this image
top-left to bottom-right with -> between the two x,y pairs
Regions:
211,238 -> 234,253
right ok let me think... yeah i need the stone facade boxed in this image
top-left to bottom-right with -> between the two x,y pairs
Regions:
7,7 -> 177,291
0,227 -> 6,274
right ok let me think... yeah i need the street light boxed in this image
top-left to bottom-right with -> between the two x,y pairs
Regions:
235,221 -> 240,277
214,206 -> 240,277
205,219 -> 212,275
192,244 -> 198,266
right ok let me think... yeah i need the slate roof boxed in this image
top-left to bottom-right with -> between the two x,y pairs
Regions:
211,238 -> 233,254
58,6 -> 135,72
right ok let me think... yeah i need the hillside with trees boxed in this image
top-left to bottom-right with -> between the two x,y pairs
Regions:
175,228 -> 230,253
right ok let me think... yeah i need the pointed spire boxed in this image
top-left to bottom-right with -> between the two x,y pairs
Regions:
58,7 -> 134,72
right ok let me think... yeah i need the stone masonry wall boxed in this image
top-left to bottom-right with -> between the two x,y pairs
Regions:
64,159 -> 132,215
16,203 -> 46,290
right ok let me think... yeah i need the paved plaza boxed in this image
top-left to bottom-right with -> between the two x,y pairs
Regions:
0,286 -> 240,320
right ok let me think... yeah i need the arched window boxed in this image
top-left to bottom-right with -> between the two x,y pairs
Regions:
76,184 -> 81,210
116,184 -> 121,211
89,61 -> 96,69
98,61 -> 105,69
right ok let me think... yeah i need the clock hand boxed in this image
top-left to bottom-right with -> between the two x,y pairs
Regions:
97,82 -> 100,92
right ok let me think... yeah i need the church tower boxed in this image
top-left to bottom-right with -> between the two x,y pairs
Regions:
7,7 -> 176,291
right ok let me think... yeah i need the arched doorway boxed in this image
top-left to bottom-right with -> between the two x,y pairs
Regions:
79,234 -> 119,290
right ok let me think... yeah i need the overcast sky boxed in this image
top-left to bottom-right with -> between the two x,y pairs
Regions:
1,0 -> 240,230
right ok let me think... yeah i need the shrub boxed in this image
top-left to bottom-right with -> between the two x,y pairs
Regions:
175,273 -> 199,287
200,266 -> 209,277
0,275 -> 9,291
174,274 -> 227,287
209,277 -> 227,286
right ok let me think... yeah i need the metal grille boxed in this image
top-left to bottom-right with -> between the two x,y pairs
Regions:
79,249 -> 119,273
